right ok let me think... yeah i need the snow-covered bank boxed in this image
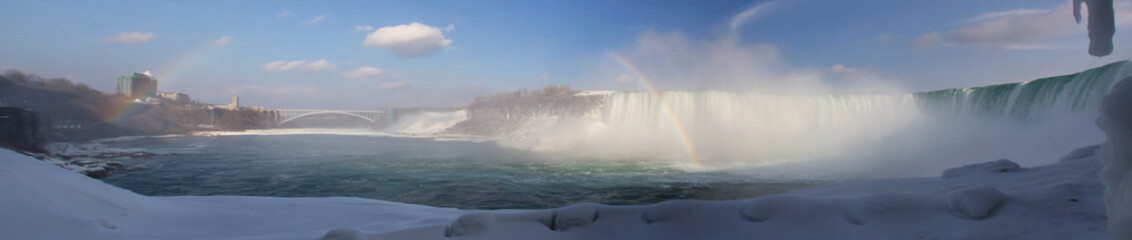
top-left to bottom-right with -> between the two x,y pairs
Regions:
0,144 -> 1108,239
372,150 -> 1108,240
0,149 -> 463,240
30,142 -> 152,178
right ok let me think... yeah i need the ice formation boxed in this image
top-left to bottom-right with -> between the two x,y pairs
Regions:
1098,76 -> 1132,239
1074,0 -> 1116,57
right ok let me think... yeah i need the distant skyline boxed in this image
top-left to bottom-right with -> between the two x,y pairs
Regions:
2,0 -> 1131,109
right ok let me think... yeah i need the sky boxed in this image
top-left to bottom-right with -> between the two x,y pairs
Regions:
1,0 -> 1131,109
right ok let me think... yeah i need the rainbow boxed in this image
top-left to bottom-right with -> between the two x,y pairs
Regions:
102,41 -> 222,123
610,54 -> 703,166
100,101 -> 145,123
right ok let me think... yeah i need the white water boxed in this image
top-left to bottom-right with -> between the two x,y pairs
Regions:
597,92 -> 920,165
344,62 -> 1132,178
381,110 -> 467,136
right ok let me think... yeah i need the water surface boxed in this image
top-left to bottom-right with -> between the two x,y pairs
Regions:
102,134 -> 824,209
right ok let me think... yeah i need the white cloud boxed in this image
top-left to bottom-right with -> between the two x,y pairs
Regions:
262,60 -> 306,72
379,80 -> 408,89
212,36 -> 233,46
948,5 -> 1077,45
603,30 -> 904,94
103,32 -> 155,44
227,85 -> 318,98
302,14 -> 327,26
301,59 -> 338,72
353,25 -> 374,32
445,24 -> 456,32
960,9 -> 1045,24
913,32 -> 942,48
729,1 -> 779,32
261,59 -> 338,72
363,22 -> 453,58
1003,44 -> 1079,51
277,10 -> 291,18
342,66 -> 385,79
614,74 -> 634,83
921,1 -> 1132,48
613,30 -> 810,92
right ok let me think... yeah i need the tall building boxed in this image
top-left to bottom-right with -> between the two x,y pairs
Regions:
116,71 -> 158,99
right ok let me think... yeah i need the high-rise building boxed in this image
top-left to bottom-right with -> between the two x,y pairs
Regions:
116,71 -> 158,99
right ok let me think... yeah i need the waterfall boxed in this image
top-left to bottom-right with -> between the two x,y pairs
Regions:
914,60 -> 1130,121
552,60 -> 1132,175
599,91 -> 921,162
439,61 -> 1131,177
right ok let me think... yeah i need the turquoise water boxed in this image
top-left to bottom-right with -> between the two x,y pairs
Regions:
101,134 -> 821,209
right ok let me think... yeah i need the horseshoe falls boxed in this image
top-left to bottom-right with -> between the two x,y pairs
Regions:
488,61 -> 1132,178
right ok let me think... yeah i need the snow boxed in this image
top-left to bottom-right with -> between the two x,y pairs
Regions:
574,90 -> 616,97
1098,76 -> 1132,239
0,141 -> 1110,239
947,187 -> 1010,220
32,143 -> 147,177
941,159 -> 1021,178
0,149 -> 463,240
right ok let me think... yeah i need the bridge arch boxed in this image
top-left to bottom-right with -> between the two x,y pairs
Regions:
277,111 -> 378,125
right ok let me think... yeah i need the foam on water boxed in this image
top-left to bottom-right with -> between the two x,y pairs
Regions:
476,61 -> 1132,178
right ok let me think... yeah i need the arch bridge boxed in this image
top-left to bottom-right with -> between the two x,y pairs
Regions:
274,109 -> 386,125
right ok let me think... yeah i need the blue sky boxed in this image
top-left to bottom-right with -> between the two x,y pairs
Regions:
1,0 -> 1130,109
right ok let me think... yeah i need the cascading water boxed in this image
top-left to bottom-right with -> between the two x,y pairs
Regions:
392,61 -> 1132,177
511,61 -> 1132,177
914,60 -> 1130,121
600,91 -> 920,164
380,110 -> 468,136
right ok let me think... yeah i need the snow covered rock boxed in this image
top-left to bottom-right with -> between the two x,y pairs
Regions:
941,159 -> 1021,178
446,211 -> 558,237
948,187 -> 1010,220
738,195 -> 798,222
553,203 -> 601,231
1061,145 -> 1101,162
320,228 -> 367,240
641,200 -> 700,224
1098,76 -> 1132,240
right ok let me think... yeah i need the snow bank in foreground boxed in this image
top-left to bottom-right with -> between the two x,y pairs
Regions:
0,149 -> 462,240
0,145 -> 1108,239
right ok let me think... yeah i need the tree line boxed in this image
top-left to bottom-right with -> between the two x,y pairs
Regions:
0,70 -> 272,142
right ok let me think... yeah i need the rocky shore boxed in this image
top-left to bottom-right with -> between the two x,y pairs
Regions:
19,142 -> 165,178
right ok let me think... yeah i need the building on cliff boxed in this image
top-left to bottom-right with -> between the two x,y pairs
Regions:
157,91 -> 192,105
116,71 -> 158,100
